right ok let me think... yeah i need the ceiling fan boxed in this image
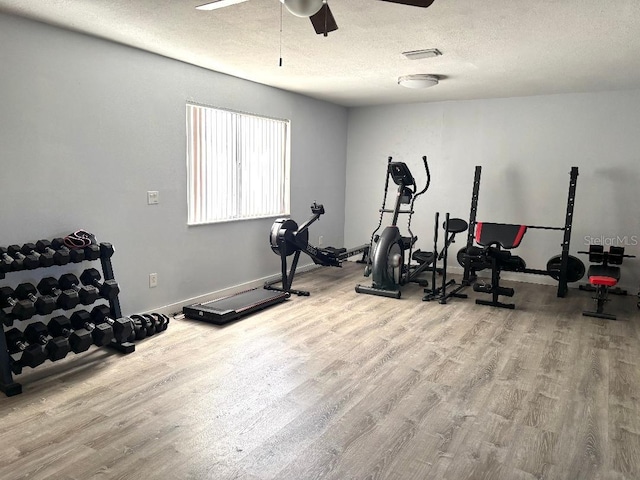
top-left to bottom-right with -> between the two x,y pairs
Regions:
196,0 -> 436,36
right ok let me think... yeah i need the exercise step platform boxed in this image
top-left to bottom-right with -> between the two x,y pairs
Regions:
183,288 -> 289,325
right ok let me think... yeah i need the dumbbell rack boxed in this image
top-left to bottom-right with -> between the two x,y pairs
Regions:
0,240 -> 134,397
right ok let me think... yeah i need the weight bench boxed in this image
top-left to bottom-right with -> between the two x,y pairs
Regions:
472,223 -> 527,309
582,245 -> 631,320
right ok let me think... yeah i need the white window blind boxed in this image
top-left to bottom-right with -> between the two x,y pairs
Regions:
186,104 -> 290,225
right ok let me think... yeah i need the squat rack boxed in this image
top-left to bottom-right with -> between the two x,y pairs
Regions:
462,166 -> 579,298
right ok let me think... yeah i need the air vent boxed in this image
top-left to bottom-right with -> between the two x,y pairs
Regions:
402,48 -> 442,60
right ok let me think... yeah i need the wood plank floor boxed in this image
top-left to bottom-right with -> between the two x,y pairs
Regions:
1,262 -> 640,480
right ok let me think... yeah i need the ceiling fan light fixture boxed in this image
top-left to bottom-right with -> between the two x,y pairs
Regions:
196,0 -> 249,11
398,74 -> 439,89
280,0 -> 324,18
402,48 -> 442,60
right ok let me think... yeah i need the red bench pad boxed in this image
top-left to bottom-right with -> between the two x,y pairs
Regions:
589,276 -> 618,287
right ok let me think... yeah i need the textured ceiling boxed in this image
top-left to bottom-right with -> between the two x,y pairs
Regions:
1,0 -> 640,107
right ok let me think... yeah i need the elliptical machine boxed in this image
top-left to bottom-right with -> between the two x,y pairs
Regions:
355,156 -> 432,299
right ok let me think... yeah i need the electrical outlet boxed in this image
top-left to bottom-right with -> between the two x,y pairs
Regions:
149,273 -> 158,288
147,191 -> 159,205
319,235 -> 323,246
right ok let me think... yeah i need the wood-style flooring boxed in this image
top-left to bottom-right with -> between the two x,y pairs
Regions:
1,262 -> 640,480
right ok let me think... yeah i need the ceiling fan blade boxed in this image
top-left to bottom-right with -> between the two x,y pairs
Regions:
310,4 -> 338,36
378,0 -> 436,7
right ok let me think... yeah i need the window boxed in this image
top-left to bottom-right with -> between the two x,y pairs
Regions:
186,103 -> 290,225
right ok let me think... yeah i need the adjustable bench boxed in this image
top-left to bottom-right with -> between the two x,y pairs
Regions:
472,222 -> 528,309
582,245 -> 632,320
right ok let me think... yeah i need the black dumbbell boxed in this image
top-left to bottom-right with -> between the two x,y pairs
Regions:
20,243 -> 55,268
35,239 -> 71,266
90,305 -> 133,343
0,246 -> 23,271
0,286 -> 36,320
47,316 -> 92,354
24,322 -> 70,362
0,247 -> 13,272
80,269 -> 120,300
0,247 -> 17,273
70,310 -> 114,346
51,238 -> 85,263
59,274 -> 100,306
99,243 -> 115,259
6,245 -> 39,270
5,328 -> 47,369
1,309 -> 13,327
14,283 -> 57,316
84,244 -> 101,261
37,277 -> 80,311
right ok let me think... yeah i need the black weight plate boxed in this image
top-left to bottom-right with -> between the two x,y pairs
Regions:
456,246 -> 488,272
504,256 -> 526,272
456,247 -> 470,268
546,255 -> 585,282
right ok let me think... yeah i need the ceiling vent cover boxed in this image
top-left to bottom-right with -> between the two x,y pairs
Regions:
402,48 -> 442,60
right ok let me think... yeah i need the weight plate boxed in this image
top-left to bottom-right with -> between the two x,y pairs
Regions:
456,247 -> 469,268
546,254 -> 585,283
457,246 -> 489,272
504,256 -> 526,272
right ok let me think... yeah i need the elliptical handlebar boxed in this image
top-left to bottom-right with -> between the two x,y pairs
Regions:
366,157 -> 395,263
414,155 -> 431,198
403,155 -> 430,283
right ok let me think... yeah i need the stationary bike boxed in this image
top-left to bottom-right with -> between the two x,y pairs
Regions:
355,156 -> 432,299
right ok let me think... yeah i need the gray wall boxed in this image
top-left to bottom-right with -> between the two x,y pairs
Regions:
345,91 -> 640,291
0,13 -> 348,314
